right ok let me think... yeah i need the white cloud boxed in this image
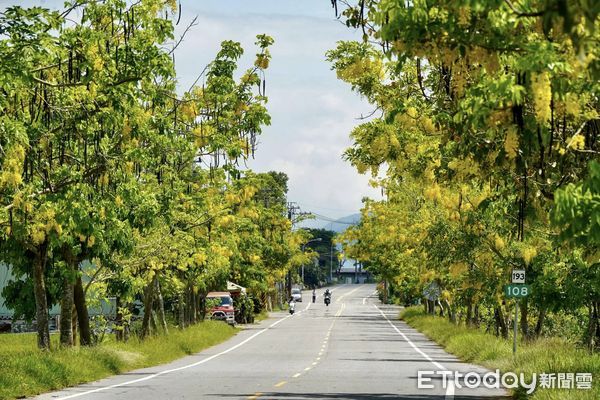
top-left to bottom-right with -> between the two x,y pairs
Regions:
171,6 -> 381,220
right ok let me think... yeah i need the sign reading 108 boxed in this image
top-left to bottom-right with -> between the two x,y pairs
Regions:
504,284 -> 530,298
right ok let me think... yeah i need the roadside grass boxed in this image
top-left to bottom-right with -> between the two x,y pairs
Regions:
255,305 -> 287,322
0,321 -> 236,400
255,309 -> 271,322
401,307 -> 600,400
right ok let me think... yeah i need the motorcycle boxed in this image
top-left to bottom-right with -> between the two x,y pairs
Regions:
289,301 -> 295,315
324,295 -> 331,306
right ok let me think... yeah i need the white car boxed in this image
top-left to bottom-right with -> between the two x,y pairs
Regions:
291,288 -> 303,302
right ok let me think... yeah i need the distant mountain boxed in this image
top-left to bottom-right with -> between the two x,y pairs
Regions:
319,213 -> 361,233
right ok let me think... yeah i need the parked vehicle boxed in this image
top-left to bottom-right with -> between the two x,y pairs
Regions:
206,292 -> 235,326
291,287 -> 303,302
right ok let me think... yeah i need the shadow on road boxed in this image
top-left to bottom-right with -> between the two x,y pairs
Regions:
208,392 -> 510,399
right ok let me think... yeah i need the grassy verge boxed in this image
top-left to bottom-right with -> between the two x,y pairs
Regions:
401,307 -> 599,400
0,321 -> 236,400
255,305 -> 286,322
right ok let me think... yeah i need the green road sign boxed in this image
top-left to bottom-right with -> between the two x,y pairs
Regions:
504,284 -> 531,298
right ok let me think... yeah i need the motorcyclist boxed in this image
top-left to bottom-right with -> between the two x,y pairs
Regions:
324,289 -> 331,306
288,297 -> 296,314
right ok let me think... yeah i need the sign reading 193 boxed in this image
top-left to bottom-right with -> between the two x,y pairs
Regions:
511,269 -> 525,284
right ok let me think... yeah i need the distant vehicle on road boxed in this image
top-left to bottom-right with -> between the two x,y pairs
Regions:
291,288 -> 303,302
206,292 -> 235,326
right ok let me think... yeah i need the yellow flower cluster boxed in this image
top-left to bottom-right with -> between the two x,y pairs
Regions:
493,235 -> 505,250
87,44 -> 104,72
181,102 -> 198,121
447,156 -> 480,180
504,126 -> 519,159
467,46 -> 500,74
337,58 -> 384,83
449,262 -> 468,278
99,173 -> 109,187
567,134 -> 585,150
521,247 -> 537,265
531,72 -> 552,123
457,6 -> 471,27
564,93 -> 580,117
424,183 -> 441,201
0,144 -> 25,190
254,53 -> 270,69
191,252 -> 207,266
30,209 -> 62,245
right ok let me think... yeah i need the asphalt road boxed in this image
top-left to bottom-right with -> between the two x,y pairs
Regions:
36,284 -> 508,400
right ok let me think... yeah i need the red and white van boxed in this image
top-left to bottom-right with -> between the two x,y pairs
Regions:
206,292 -> 235,326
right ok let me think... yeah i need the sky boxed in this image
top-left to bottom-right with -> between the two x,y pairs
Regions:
3,0 -> 381,223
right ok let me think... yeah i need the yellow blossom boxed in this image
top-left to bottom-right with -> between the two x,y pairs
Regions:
531,72 -> 551,123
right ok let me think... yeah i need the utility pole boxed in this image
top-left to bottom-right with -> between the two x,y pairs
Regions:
285,202 -> 310,296
329,242 -> 334,283
285,202 -> 299,299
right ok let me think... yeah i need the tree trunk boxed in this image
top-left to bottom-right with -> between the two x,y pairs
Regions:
178,292 -> 186,329
190,287 -> 197,324
534,306 -> 546,338
495,306 -> 509,339
140,275 -> 156,339
185,285 -> 192,326
74,274 -> 91,346
32,245 -> 51,350
154,277 -> 168,334
595,302 -> 600,349
474,304 -> 480,328
586,301 -> 599,351
123,303 -> 131,342
466,300 -> 473,327
520,298 -> 529,340
59,282 -> 74,346
199,292 -> 207,321
286,270 -> 292,300
59,247 -> 75,347
72,305 -> 78,345
151,309 -> 158,333
437,300 -> 444,317
383,280 -> 388,304
115,296 -> 123,341
444,299 -> 456,323
428,299 -> 436,315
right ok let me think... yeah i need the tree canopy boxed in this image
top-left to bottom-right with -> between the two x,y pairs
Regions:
331,0 -> 599,348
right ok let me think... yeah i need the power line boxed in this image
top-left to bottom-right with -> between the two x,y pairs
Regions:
310,212 -> 359,225
296,202 -> 360,214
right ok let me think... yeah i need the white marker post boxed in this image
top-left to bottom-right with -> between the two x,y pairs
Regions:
511,269 -> 525,356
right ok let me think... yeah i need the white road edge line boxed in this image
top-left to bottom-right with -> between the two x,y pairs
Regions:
362,290 -> 378,305
373,304 -> 455,400
54,314 -> 293,400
